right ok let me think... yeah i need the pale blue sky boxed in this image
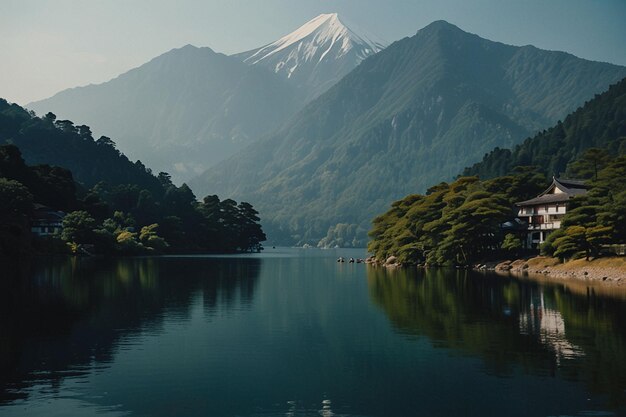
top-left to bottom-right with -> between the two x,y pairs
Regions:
2,0 -> 625,105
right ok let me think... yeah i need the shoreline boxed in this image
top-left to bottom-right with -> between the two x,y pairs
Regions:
368,255 -> 626,288
491,256 -> 626,287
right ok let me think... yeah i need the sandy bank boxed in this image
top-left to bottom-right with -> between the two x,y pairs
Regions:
494,256 -> 626,286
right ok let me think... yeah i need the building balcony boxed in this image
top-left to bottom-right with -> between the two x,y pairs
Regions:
527,221 -> 561,230
518,207 -> 566,216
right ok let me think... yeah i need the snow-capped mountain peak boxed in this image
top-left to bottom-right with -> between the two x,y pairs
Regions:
243,13 -> 384,67
234,13 -> 385,100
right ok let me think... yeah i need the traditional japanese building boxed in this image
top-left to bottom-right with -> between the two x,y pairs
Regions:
516,178 -> 588,249
31,204 -> 65,237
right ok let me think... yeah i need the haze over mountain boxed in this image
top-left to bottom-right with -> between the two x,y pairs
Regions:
234,13 -> 385,101
28,45 -> 301,182
191,20 -> 626,247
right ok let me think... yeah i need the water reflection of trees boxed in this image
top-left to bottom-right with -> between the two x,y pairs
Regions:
0,256 -> 260,404
367,267 -> 626,407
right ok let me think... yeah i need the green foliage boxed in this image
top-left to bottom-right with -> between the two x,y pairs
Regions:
368,174 -> 534,266
540,229 -> 564,257
501,233 -> 522,252
0,177 -> 34,257
0,136 -> 267,255
0,99 -> 163,195
116,230 -> 144,254
0,178 -> 33,216
61,211 -> 97,244
544,155 -> 626,260
139,224 -> 168,252
0,144 -> 77,211
552,226 -> 587,260
567,148 -> 612,181
318,223 -> 367,248
377,153 -> 626,265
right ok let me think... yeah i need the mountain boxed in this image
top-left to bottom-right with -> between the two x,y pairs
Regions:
0,98 -> 162,194
234,13 -> 385,101
190,20 -> 626,247
463,77 -> 626,179
28,45 -> 301,182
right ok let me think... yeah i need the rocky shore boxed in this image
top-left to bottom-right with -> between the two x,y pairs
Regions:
491,256 -> 626,286
366,255 -> 626,287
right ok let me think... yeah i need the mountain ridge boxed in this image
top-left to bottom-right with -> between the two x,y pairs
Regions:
191,20 -> 626,247
27,44 -> 302,183
462,77 -> 626,179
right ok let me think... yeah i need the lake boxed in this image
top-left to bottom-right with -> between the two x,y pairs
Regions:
1,248 -> 626,416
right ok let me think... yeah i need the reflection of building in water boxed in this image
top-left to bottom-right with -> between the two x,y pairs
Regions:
519,289 -> 584,364
321,399 -> 333,417
283,399 -> 334,417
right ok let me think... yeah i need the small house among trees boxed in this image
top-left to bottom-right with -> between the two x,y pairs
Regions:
516,178 -> 588,249
31,204 -> 66,237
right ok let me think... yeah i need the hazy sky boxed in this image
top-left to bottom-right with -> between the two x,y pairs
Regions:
2,0 -> 625,105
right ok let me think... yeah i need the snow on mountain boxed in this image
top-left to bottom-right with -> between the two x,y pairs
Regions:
234,13 -> 385,100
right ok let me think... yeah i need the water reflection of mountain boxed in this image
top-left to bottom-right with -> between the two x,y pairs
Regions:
0,256 -> 261,405
367,267 -> 626,407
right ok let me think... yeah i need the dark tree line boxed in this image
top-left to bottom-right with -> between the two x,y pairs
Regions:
368,168 -> 547,266
369,151 -> 626,266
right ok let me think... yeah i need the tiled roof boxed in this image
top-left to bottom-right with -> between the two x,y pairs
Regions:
516,177 -> 588,206
516,193 -> 572,206
556,178 -> 587,189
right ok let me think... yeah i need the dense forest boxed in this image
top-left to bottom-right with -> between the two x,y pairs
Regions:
368,151 -> 626,266
463,78 -> 626,179
369,78 -> 626,266
0,99 -> 163,192
0,101 -> 266,257
367,168 -> 546,265
541,152 -> 626,260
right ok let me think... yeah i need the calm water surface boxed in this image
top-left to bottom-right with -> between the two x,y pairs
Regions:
1,248 -> 626,416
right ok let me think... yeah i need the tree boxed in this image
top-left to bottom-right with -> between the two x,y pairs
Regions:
552,226 -> 587,260
157,172 -> 172,187
551,225 -> 613,261
501,233 -> 522,254
0,178 -> 33,216
44,112 -> 56,124
61,211 -> 97,244
77,125 -> 93,140
96,136 -> 116,149
116,230 -> 143,254
237,202 -> 266,252
54,119 -> 77,134
567,148 -> 612,181
139,223 -> 168,252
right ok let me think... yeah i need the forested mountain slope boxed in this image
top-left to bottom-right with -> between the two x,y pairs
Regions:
0,99 -> 162,194
191,21 -> 626,246
463,77 -> 626,179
